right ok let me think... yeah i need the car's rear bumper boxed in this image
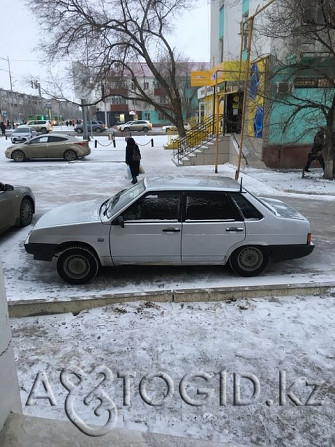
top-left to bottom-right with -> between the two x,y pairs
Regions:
269,243 -> 314,261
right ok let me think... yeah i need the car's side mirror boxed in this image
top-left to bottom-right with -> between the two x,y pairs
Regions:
117,215 -> 125,228
4,184 -> 14,191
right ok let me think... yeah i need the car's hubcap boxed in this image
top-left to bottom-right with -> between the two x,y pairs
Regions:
21,202 -> 32,224
64,255 -> 89,279
238,248 -> 263,271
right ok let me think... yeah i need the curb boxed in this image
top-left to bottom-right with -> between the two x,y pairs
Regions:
8,282 -> 335,318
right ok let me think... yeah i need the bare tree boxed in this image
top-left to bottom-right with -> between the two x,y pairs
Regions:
257,0 -> 335,179
28,0 -> 196,137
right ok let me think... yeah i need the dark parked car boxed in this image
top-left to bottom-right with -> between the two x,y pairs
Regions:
74,121 -> 106,133
0,182 -> 35,234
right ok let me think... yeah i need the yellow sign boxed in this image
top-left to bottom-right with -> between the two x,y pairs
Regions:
190,71 -> 212,87
191,61 -> 247,87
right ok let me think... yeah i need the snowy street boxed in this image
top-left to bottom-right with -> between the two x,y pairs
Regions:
1,132 -> 335,445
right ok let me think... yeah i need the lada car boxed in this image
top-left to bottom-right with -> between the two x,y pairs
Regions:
24,176 -> 314,284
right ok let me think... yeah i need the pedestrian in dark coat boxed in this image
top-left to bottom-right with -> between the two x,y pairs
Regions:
0,122 -> 6,136
304,128 -> 326,173
125,137 -> 141,184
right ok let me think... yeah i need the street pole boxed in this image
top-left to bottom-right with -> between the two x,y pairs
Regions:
235,0 -> 276,180
81,99 -> 89,140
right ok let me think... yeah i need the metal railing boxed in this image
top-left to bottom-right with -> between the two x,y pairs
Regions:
172,115 -> 224,165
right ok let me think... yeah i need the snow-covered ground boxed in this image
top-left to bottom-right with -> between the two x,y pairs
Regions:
1,132 -> 335,303
1,131 -> 335,445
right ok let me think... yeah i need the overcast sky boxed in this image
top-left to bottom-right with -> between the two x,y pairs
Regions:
0,0 -> 210,95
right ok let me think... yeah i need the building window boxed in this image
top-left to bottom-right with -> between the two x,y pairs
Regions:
144,112 -> 150,120
143,82 -> 149,90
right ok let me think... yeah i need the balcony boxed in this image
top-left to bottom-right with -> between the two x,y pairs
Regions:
110,104 -> 129,112
109,88 -> 128,96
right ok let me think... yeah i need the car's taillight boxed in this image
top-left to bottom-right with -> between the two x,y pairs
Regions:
307,233 -> 312,244
75,141 -> 87,147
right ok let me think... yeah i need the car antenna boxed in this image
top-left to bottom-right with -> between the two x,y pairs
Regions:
239,177 -> 243,192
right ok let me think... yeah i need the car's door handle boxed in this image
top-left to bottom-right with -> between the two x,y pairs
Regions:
162,228 -> 181,232
226,227 -> 244,232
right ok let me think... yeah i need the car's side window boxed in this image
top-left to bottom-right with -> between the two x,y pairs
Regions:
185,193 -> 240,221
48,136 -> 66,142
229,193 -> 263,220
123,192 -> 180,221
34,136 -> 49,144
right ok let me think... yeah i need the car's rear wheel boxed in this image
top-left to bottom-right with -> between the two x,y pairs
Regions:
123,127 -> 130,132
229,246 -> 269,277
57,246 -> 100,284
64,149 -> 77,161
95,127 -> 102,133
19,198 -> 34,226
12,150 -> 26,162
75,128 -> 83,133
41,128 -> 48,134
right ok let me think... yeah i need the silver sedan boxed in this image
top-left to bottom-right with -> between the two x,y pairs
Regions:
25,176 -> 314,284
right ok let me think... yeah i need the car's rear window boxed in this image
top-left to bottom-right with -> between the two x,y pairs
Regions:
230,193 -> 263,220
258,197 -> 306,220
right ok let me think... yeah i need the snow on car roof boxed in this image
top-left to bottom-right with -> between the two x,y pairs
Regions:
144,175 -> 243,191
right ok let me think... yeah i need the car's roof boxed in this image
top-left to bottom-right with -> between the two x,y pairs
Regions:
144,175 -> 243,192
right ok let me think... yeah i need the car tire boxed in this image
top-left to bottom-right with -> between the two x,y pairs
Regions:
123,127 -> 130,132
75,128 -> 83,133
95,127 -> 102,133
57,246 -> 100,284
64,149 -> 77,161
41,128 -> 48,134
19,197 -> 34,227
229,246 -> 269,277
142,127 -> 149,132
12,150 -> 26,162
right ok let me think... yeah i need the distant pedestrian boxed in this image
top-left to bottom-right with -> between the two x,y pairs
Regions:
125,137 -> 141,184
0,122 -> 6,136
304,128 -> 325,173
65,120 -> 69,127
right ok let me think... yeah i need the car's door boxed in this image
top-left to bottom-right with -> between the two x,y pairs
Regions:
109,191 -> 182,264
0,187 -> 17,232
181,192 -> 246,263
47,135 -> 68,157
26,136 -> 49,158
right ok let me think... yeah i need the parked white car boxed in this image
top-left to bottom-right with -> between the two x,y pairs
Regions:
162,122 -> 191,132
10,126 -> 37,144
24,176 -> 314,284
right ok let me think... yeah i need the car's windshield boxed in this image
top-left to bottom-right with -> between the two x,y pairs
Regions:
105,181 -> 146,218
15,128 -> 29,133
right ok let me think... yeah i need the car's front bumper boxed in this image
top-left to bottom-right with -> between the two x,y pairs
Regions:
25,241 -> 59,261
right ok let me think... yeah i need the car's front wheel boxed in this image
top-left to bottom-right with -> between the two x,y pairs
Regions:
41,127 -> 48,134
95,127 -> 102,133
19,197 -> 34,226
12,150 -> 26,162
64,149 -> 77,161
75,128 -> 83,133
229,246 -> 269,277
142,127 -> 149,132
57,246 -> 100,284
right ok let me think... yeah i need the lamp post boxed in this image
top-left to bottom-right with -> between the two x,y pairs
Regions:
213,69 -> 225,173
235,0 -> 276,180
